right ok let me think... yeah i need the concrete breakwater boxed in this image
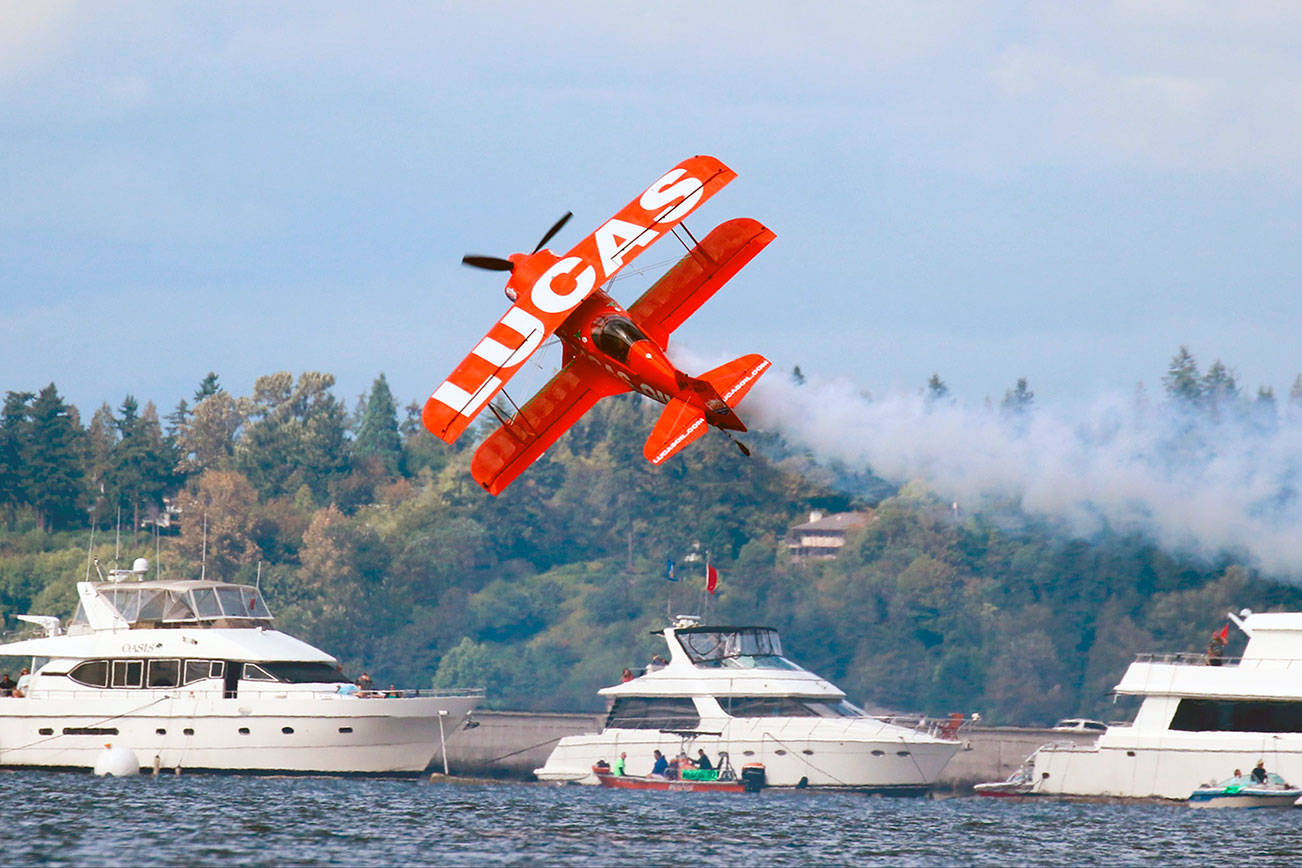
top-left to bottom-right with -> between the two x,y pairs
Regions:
439,710 -> 1099,790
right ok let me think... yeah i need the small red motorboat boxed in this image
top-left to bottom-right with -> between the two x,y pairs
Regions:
592,761 -> 763,793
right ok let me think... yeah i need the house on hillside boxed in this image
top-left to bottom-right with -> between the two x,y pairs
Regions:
786,510 -> 872,562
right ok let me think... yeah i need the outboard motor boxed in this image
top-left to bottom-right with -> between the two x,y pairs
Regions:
741,763 -> 766,793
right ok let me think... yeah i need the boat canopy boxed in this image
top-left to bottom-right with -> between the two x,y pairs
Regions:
71,581 -> 272,629
676,626 -> 784,665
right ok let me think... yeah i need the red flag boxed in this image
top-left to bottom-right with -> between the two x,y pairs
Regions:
1214,623 -> 1230,643
706,565 -> 719,595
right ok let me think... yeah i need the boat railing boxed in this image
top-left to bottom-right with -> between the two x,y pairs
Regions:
877,713 -> 970,741
5,686 -> 486,702
1134,652 -> 1302,669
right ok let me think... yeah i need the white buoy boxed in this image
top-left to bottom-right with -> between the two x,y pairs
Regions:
93,743 -> 140,777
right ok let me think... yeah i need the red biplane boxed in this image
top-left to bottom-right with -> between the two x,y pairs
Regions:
422,155 -> 774,495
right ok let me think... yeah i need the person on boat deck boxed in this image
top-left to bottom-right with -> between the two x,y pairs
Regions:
621,668 -> 634,682
16,667 -> 30,694
356,672 -> 373,691
0,673 -> 13,697
1205,633 -> 1225,666
651,750 -> 668,777
1252,760 -> 1268,785
614,752 -> 627,776
694,749 -> 713,771
648,655 -> 667,671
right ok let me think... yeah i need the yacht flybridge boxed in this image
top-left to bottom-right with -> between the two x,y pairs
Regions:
0,560 -> 480,775
535,619 -> 963,793
1029,609 -> 1302,800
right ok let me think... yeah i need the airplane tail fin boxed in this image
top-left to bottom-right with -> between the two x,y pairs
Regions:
644,398 -> 708,465
698,353 -> 771,409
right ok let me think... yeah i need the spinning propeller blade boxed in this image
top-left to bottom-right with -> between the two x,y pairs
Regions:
532,212 -> 572,254
461,213 -> 573,273
462,255 -> 515,272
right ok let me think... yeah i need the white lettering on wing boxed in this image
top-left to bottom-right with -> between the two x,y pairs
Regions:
654,416 -> 705,463
722,360 -> 771,402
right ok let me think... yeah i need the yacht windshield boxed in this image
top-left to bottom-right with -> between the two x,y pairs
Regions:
678,627 -> 797,669
97,583 -> 272,625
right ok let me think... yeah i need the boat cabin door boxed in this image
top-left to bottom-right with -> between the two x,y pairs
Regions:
223,661 -> 239,698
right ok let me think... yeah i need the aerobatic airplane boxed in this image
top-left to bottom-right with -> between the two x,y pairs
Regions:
422,155 -> 773,495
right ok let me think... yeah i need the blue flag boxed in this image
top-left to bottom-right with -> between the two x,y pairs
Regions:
666,558 -> 677,581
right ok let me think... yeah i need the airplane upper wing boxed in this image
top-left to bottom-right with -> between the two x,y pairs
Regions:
470,356 -> 630,495
627,218 -> 775,348
424,155 -> 737,445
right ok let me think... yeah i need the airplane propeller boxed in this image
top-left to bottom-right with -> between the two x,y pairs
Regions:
461,211 -> 573,273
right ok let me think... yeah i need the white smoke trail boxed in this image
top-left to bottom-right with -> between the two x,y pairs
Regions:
733,369 -> 1302,578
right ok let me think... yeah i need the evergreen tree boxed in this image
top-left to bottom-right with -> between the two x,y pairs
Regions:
0,391 -> 34,527
85,403 -> 119,524
791,366 -> 806,386
23,384 -> 87,532
1201,360 -> 1239,413
1000,378 -> 1034,416
926,373 -> 949,401
353,373 -> 402,476
177,391 -> 242,474
195,372 -> 221,403
1290,375 -> 1302,408
165,398 -> 190,438
1163,345 -> 1203,405
236,371 -> 350,503
105,397 -> 180,531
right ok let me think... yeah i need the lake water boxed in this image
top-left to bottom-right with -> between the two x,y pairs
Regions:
5,771 -> 1300,866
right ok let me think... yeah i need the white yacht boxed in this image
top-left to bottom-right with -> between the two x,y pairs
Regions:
0,560 -> 481,775
534,618 -> 963,792
1030,608 -> 1302,800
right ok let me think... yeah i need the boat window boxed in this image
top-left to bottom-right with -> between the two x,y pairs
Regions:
604,697 -> 701,731
183,660 -> 215,685
1170,698 -> 1302,734
242,663 -> 276,682
191,588 -> 222,618
147,659 -> 181,688
724,697 -> 820,718
215,586 -> 272,619
137,589 -> 168,621
68,660 -> 109,688
678,628 -> 793,669
258,661 -> 350,684
161,592 -> 197,622
69,602 -> 88,627
591,316 -> 649,364
801,700 -> 869,718
105,588 -> 142,621
111,660 -> 144,688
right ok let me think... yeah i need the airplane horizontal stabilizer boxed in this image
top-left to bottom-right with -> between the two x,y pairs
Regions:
699,353 -> 771,409
644,398 -> 708,465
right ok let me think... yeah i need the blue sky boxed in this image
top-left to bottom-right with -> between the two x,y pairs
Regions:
3,2 -> 1300,416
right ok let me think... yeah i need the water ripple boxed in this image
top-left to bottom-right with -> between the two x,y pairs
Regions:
2,771 -> 1300,866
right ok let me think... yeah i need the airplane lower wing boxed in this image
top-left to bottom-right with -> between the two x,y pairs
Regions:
471,357 -> 630,495
628,218 -> 775,348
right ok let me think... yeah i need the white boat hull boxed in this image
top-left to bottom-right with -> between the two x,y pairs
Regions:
0,692 -> 479,775
1032,729 -> 1302,800
536,723 -> 959,791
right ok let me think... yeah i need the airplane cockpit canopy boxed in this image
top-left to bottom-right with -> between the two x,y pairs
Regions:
591,315 -> 650,364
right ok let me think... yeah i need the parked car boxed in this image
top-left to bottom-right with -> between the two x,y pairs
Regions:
1052,718 -> 1107,733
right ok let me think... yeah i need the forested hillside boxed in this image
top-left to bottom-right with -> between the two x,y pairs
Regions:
2,358 -> 1300,724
